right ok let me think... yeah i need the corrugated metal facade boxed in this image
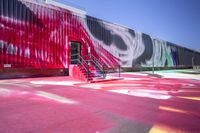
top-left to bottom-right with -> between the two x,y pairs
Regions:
0,0 -> 200,77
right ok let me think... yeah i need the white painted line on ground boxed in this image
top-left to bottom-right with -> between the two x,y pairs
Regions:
37,91 -> 78,104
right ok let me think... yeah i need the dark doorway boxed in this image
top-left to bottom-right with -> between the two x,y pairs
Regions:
70,42 -> 81,64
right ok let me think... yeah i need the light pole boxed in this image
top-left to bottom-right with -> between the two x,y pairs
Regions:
153,55 -> 155,73
192,51 -> 195,69
152,39 -> 155,74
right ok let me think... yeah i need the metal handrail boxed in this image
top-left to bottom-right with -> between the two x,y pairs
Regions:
73,53 -> 106,78
71,58 -> 89,73
71,54 -> 90,80
91,55 -> 105,71
90,55 -> 107,78
89,59 -> 103,72
71,53 -> 121,79
93,55 -> 121,78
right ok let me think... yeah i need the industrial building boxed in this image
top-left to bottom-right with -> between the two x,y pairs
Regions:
0,0 -> 200,80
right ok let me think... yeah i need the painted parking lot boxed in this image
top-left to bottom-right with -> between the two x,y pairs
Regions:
0,70 -> 200,133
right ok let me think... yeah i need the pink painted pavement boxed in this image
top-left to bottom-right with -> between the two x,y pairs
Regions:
0,72 -> 200,133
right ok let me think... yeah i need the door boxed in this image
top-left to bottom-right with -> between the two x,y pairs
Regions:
70,42 -> 81,64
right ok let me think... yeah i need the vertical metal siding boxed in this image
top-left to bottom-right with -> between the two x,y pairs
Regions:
0,0 -> 70,69
1,0 -> 200,71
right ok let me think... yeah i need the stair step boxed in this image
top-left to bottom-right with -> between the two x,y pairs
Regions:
77,61 -> 107,82
83,73 -> 103,76
87,78 -> 93,81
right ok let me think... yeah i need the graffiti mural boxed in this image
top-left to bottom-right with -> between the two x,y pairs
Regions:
0,0 -> 199,71
85,16 -> 200,67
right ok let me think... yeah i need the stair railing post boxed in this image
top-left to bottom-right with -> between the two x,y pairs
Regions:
86,61 -> 89,81
119,65 -> 120,78
103,64 -> 105,79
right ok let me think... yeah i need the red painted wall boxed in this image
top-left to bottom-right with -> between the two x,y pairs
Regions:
0,0 -> 119,73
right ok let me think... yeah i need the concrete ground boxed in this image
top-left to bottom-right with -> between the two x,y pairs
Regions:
0,69 -> 200,133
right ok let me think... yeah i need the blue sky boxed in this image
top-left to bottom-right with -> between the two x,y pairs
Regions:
57,0 -> 200,50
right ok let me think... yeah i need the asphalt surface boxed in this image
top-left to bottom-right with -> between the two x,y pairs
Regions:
0,72 -> 200,133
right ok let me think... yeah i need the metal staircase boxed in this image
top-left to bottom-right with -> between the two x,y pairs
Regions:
71,54 -> 106,82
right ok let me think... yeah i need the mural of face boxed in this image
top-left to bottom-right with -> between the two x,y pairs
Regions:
84,15 -> 200,67
85,16 -> 145,67
84,16 -> 177,67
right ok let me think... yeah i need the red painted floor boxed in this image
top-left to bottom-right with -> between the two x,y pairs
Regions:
0,73 -> 200,133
